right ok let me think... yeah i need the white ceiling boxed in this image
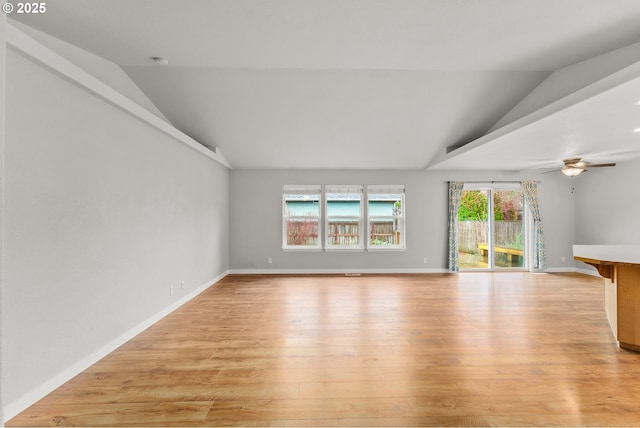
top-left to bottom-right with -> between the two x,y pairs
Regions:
429,61 -> 640,170
11,0 -> 640,170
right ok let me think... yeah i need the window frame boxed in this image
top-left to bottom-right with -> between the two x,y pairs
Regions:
366,185 -> 406,251
282,185 -> 322,251
324,185 -> 365,251
282,184 -> 407,252
458,182 -> 528,271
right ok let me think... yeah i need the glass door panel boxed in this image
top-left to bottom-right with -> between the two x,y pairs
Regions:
492,189 -> 524,269
457,189 -> 490,269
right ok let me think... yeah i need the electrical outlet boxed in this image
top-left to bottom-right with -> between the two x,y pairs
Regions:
423,257 -> 428,264
169,285 -> 174,296
561,256 -> 566,263
180,280 -> 184,290
268,257 -> 273,264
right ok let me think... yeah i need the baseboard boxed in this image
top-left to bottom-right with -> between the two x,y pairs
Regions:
3,270 -> 229,423
228,268 -> 590,275
545,267 -> 579,273
228,268 -> 452,275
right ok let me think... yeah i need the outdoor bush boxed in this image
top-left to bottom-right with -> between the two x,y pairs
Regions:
458,191 -> 488,221
459,190 -> 523,221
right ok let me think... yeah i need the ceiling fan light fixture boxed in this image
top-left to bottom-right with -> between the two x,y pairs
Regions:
562,165 -> 585,177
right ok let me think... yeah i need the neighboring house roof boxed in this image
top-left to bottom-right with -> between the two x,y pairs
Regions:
286,200 -> 399,218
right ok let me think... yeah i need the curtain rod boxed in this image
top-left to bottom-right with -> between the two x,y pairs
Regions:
445,180 -> 540,184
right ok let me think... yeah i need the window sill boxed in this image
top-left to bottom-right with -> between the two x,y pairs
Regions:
325,248 -> 364,252
282,247 -> 322,252
281,247 -> 406,252
367,247 -> 406,252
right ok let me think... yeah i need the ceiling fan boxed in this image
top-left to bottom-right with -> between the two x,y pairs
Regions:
558,158 -> 616,176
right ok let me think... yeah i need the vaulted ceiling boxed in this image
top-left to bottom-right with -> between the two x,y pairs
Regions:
11,0 -> 640,170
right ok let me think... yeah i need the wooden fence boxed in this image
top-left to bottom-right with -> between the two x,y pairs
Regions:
288,221 -> 395,246
458,221 -> 522,254
327,222 -> 360,245
369,223 -> 396,245
327,222 -> 396,245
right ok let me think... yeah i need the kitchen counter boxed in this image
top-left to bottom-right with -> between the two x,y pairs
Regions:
574,245 -> 640,353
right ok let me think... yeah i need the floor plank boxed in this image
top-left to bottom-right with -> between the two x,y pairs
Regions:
8,272 -> 640,427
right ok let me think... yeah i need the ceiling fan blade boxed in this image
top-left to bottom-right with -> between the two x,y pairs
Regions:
585,163 -> 616,168
563,157 -> 583,166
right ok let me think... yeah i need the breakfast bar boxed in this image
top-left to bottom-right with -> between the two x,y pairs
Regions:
573,245 -> 640,353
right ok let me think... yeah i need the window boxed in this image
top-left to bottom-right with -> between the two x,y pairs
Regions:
282,185 -> 322,250
283,184 -> 406,251
367,185 -> 405,249
325,185 -> 363,250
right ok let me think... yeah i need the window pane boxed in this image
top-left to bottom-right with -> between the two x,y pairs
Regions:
493,189 -> 524,268
367,191 -> 404,248
457,190 -> 489,269
286,218 -> 319,246
326,189 -> 362,248
370,220 -> 395,245
326,198 -> 360,216
283,190 -> 321,249
327,220 -> 359,246
285,198 -> 319,217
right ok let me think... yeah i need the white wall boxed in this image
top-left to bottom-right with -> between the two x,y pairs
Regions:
2,47 -> 229,418
574,158 -> 640,244
229,169 -> 576,272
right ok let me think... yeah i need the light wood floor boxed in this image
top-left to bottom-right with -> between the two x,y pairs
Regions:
8,272 -> 640,427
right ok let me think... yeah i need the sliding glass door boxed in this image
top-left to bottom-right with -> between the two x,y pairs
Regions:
457,184 -> 526,270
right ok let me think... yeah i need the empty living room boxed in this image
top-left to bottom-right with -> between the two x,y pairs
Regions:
2,1 -> 640,426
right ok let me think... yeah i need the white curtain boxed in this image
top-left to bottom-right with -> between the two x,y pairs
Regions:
447,181 -> 465,272
521,181 -> 547,270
